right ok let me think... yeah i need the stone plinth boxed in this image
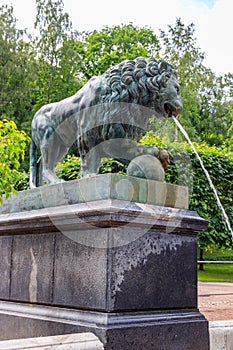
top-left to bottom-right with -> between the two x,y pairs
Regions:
0,174 -> 188,214
0,175 -> 209,349
0,333 -> 103,350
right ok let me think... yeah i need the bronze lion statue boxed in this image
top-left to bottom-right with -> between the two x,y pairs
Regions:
30,57 -> 182,188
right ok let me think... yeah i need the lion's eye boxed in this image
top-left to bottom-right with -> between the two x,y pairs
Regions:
175,85 -> 180,93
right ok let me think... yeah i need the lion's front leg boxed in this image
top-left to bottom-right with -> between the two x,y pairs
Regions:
80,148 -> 101,178
41,147 -> 61,185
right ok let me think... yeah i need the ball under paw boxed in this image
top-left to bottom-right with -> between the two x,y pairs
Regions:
126,154 -> 165,182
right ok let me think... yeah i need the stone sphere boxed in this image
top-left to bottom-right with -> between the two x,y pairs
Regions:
127,154 -> 165,182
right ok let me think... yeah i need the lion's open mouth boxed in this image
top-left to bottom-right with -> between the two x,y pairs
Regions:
164,102 -> 180,117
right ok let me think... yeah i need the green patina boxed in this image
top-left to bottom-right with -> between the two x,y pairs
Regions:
30,57 -> 182,188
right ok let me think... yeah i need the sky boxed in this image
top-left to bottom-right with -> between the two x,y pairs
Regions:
1,0 -> 232,76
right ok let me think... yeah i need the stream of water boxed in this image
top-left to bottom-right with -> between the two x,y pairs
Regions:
172,116 -> 233,242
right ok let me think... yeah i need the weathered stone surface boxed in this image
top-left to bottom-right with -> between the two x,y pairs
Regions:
109,230 -> 197,311
0,332 -> 103,349
0,174 -> 189,215
0,237 -> 12,299
53,233 -> 108,309
51,227 -> 198,311
10,234 -> 55,303
0,199 -> 203,237
104,318 -> 209,350
0,311 -> 81,341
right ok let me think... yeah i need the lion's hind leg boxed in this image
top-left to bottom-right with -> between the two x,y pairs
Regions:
29,139 -> 38,189
40,127 -> 68,185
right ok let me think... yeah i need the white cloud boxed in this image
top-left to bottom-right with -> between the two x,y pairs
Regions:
195,0 -> 233,75
4,0 -> 36,31
65,0 -> 186,31
65,0 -> 233,75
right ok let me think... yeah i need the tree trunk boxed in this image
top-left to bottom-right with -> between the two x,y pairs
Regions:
199,249 -> 204,271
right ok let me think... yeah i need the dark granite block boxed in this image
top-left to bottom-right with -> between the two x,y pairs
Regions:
10,234 -> 55,303
51,227 -> 197,312
0,236 -> 12,299
104,319 -> 209,350
53,233 -> 108,309
109,229 -> 197,311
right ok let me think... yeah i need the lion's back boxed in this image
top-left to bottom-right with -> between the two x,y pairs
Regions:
31,76 -> 103,139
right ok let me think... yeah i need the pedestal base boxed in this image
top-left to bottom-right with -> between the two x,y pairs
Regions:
0,301 -> 209,349
0,176 -> 209,349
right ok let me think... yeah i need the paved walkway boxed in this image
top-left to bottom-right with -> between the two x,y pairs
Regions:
198,282 -> 233,321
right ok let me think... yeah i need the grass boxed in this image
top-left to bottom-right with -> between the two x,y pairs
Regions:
197,248 -> 233,282
198,263 -> 233,283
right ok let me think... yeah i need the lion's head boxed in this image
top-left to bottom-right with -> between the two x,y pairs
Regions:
101,57 -> 182,118
77,57 -> 182,165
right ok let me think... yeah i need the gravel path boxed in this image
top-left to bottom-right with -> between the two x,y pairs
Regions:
198,282 -> 233,321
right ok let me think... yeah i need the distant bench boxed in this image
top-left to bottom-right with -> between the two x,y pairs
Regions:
198,261 -> 233,264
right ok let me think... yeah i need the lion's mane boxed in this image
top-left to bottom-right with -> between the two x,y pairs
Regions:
101,57 -> 176,105
77,57 -> 177,159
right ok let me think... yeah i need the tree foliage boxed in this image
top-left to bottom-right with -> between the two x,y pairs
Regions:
77,23 -> 160,79
159,18 -> 233,147
0,5 -> 36,131
55,155 -> 126,181
0,119 -> 29,202
33,0 -> 81,110
141,132 -> 233,249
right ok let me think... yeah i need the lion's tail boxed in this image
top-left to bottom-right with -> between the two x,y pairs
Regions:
29,139 -> 40,188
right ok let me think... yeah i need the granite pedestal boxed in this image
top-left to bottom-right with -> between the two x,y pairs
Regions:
0,174 -> 209,349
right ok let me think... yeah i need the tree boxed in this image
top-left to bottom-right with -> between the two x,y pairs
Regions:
33,0 -> 81,110
0,119 -> 29,202
159,19 -> 209,139
0,5 -> 37,132
76,23 -> 161,80
33,5 -> 161,107
159,18 -> 233,147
